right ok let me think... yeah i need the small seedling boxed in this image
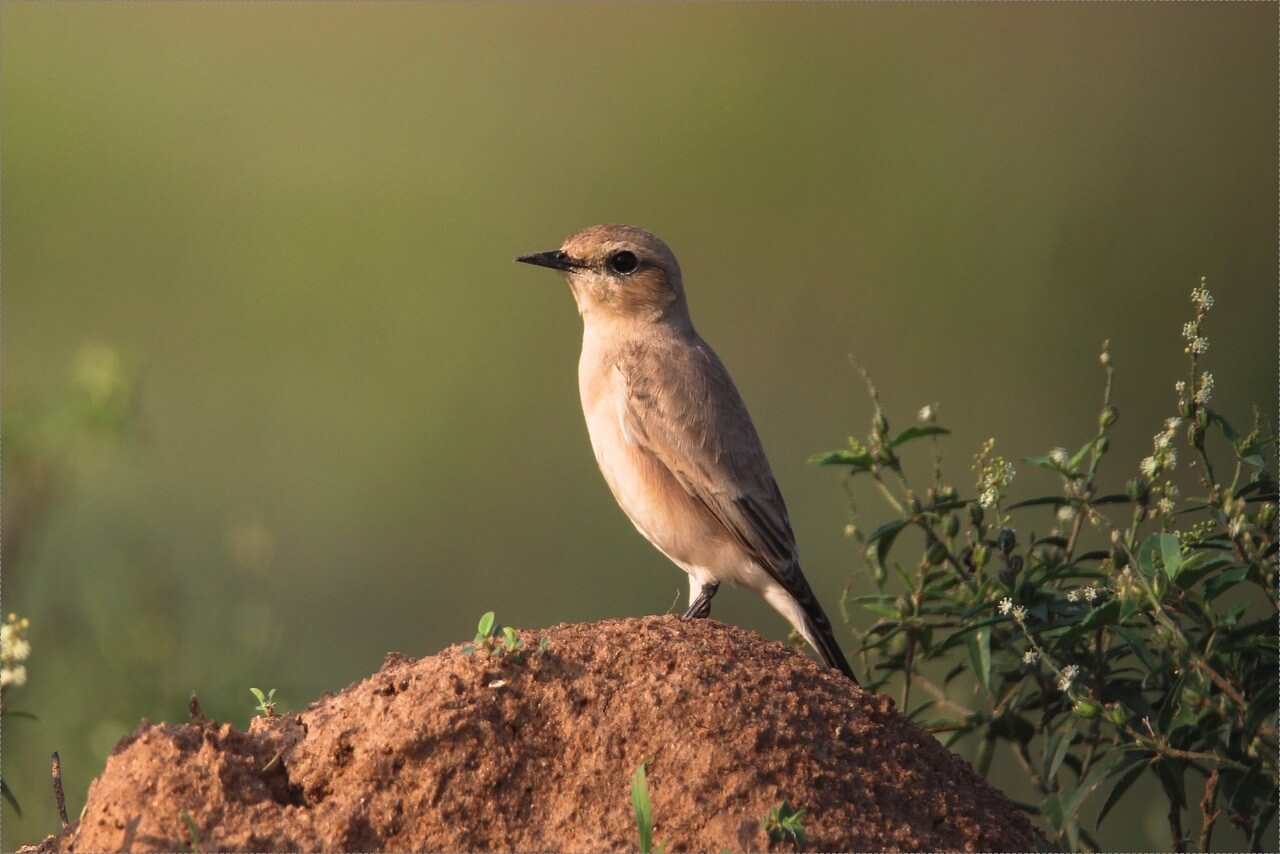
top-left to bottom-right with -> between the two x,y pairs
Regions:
501,625 -> 523,654
461,612 -> 549,664
181,808 -> 203,853
631,761 -> 653,854
631,760 -> 667,854
461,611 -> 499,655
250,687 -> 277,718
476,610 -> 496,642
764,800 -> 807,849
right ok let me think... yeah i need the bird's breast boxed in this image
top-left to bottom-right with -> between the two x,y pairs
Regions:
576,342 -> 726,569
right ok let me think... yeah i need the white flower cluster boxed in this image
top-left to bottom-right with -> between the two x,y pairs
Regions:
1196,371 -> 1214,405
997,597 -> 1026,622
1191,279 -> 1214,312
1140,418 -> 1181,480
979,459 -> 1016,509
1,614 -> 31,689
1057,664 -> 1080,692
1182,318 -> 1210,356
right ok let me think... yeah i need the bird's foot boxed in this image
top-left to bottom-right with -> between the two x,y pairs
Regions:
681,581 -> 720,619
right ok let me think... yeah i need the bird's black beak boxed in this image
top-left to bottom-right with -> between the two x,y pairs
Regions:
515,249 -> 581,272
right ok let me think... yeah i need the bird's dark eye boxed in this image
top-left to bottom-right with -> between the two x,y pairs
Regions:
607,250 -> 639,275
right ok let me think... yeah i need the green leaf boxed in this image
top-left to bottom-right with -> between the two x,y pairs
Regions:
905,700 -> 936,721
988,712 -> 1035,744
1111,625 -> 1159,675
866,518 -> 908,546
1252,803 -> 1279,852
845,592 -> 897,605
1240,452 -> 1267,469
1023,454 -> 1060,472
182,808 -> 204,854
861,602 -> 902,619
1079,598 -> 1122,631
966,626 -> 992,694
1154,758 -> 1186,808
1045,729 -> 1075,782
1235,477 -> 1278,499
1244,672 -> 1279,739
865,518 -> 908,572
631,761 -> 654,854
889,425 -> 950,447
764,800 -> 808,849
1,778 -> 21,817
942,659 -> 970,686
249,688 -> 265,704
1040,791 -> 1064,832
1210,411 -> 1240,444
477,611 -> 496,638
1159,534 -> 1184,580
1068,439 -> 1097,470
1006,495 -> 1071,510
1170,552 -> 1233,589
944,614 -> 1006,642
1203,565 -> 1250,601
1095,760 -> 1147,830
1064,759 -> 1122,827
1136,533 -> 1175,578
809,449 -> 872,469
1057,599 -> 1121,647
1224,764 -> 1272,818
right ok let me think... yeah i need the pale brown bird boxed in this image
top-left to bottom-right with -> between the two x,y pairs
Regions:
516,224 -> 857,682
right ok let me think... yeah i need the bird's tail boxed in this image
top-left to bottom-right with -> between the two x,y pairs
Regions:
801,602 -> 859,684
771,566 -> 859,684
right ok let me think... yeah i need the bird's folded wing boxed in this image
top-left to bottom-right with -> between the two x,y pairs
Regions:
616,340 -> 800,581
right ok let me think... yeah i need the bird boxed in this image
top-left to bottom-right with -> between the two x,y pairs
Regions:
516,224 -> 858,683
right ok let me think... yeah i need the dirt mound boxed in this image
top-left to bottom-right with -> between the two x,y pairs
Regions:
36,616 -> 1037,852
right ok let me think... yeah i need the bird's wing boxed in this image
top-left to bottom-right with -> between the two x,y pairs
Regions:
614,336 -> 801,580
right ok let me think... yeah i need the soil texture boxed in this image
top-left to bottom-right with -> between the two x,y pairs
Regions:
27,616 -> 1038,852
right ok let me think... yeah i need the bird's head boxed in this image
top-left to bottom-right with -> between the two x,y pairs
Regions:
516,224 -> 689,326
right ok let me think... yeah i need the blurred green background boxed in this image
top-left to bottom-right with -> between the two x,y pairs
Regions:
2,2 -> 1275,849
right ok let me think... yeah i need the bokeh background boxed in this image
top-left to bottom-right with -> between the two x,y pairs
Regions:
2,2 -> 1275,849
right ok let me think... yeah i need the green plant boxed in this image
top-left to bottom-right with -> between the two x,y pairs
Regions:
250,687 -> 277,718
181,807 -> 203,853
764,800 -> 807,849
461,611 -> 547,664
631,759 -> 666,854
816,280 -> 1276,852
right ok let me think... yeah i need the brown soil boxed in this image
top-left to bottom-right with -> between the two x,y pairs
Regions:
27,616 -> 1038,852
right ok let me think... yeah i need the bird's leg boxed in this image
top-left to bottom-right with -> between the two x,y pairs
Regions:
682,580 -> 720,619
